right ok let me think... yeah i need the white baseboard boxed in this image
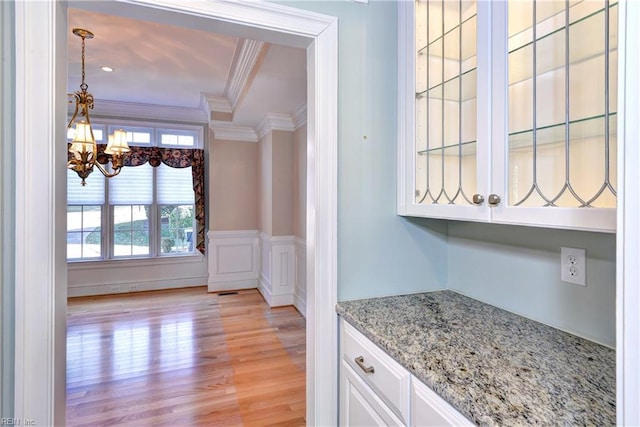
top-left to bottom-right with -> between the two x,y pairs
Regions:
67,276 -> 208,298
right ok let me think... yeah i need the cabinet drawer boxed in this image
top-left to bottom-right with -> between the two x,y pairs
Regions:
341,320 -> 410,424
411,377 -> 473,426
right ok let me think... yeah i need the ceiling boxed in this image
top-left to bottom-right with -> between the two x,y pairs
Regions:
68,6 -> 307,134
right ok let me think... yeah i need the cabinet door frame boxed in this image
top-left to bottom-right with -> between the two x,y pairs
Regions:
397,0 -> 491,223
488,1 -> 616,233
398,0 -> 617,233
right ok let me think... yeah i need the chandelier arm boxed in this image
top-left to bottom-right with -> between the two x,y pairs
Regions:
67,94 -> 80,129
94,160 -> 124,178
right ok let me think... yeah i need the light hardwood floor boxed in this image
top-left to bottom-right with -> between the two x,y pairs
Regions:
66,287 -> 306,426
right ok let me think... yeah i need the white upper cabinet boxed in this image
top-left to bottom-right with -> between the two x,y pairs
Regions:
398,0 -> 618,232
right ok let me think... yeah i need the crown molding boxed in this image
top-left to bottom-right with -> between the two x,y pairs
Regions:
200,93 -> 233,114
211,122 -> 258,142
226,38 -> 265,109
292,104 -> 307,129
256,113 -> 295,140
88,99 -> 208,123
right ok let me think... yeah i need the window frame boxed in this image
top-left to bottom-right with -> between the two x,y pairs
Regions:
66,118 -> 204,263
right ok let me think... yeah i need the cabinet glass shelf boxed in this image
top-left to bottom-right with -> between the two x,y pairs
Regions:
416,14 -> 476,55
509,113 -> 617,150
418,141 -> 477,156
508,2 -> 617,87
416,68 -> 477,101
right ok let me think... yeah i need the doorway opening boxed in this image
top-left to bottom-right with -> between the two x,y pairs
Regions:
13,1 -> 337,425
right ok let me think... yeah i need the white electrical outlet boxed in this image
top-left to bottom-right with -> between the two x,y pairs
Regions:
110,285 -> 121,293
561,247 -> 586,286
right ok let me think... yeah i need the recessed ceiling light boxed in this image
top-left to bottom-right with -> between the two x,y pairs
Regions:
101,66 -> 114,72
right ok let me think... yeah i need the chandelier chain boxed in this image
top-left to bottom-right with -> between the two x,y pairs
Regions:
80,34 -> 88,92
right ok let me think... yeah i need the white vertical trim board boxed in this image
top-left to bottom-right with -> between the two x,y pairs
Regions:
258,231 -> 272,302
0,0 -> 16,417
16,1 -> 338,425
617,0 -> 640,424
294,237 -> 307,317
305,20 -> 339,427
14,2 -> 68,426
207,230 -> 260,292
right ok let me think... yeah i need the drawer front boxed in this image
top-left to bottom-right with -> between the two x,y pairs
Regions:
341,319 -> 410,423
411,378 -> 473,427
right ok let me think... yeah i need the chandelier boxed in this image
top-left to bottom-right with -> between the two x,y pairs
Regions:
67,28 -> 130,186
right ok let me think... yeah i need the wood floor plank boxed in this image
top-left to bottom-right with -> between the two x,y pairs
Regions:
67,287 -> 305,426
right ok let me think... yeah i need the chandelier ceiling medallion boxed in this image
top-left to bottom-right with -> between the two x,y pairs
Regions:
67,27 -> 130,186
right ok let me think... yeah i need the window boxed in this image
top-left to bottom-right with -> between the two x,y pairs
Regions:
67,168 -> 105,259
158,129 -> 197,147
67,121 -> 201,261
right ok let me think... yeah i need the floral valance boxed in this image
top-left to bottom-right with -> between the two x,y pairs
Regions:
70,145 -> 207,255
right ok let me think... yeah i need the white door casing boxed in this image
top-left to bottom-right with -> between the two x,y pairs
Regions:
13,1 -> 338,426
616,0 -> 640,424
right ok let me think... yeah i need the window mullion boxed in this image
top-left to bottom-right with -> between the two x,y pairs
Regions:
151,164 -> 158,257
104,181 -> 111,260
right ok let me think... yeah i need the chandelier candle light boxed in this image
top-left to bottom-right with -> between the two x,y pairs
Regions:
67,28 -> 130,186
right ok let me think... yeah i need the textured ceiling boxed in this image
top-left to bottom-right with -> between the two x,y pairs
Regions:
68,6 -> 307,127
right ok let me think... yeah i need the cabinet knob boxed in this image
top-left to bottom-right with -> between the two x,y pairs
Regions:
354,356 -> 375,374
472,194 -> 484,205
488,194 -> 501,206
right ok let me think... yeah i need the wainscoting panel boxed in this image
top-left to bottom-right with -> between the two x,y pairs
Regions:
67,255 -> 208,297
294,237 -> 307,317
259,233 -> 297,307
208,230 -> 260,292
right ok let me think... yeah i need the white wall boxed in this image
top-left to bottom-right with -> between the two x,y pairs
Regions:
68,255 -> 208,297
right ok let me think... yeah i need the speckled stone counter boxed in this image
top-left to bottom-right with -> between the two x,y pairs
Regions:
336,290 -> 615,426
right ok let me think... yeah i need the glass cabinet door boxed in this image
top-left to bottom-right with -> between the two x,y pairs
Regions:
414,0 -> 479,207
504,0 -> 617,210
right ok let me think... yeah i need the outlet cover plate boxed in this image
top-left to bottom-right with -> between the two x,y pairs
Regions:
561,247 -> 586,286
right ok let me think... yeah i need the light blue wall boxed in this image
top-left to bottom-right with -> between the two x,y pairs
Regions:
0,0 -> 15,417
447,222 -> 616,347
275,0 -> 616,346
277,0 -> 450,301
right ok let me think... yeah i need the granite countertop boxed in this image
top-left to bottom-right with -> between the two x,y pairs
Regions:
336,290 -> 615,426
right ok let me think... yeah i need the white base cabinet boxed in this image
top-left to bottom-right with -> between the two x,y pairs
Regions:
411,378 -> 473,427
339,318 -> 472,427
341,360 -> 404,426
